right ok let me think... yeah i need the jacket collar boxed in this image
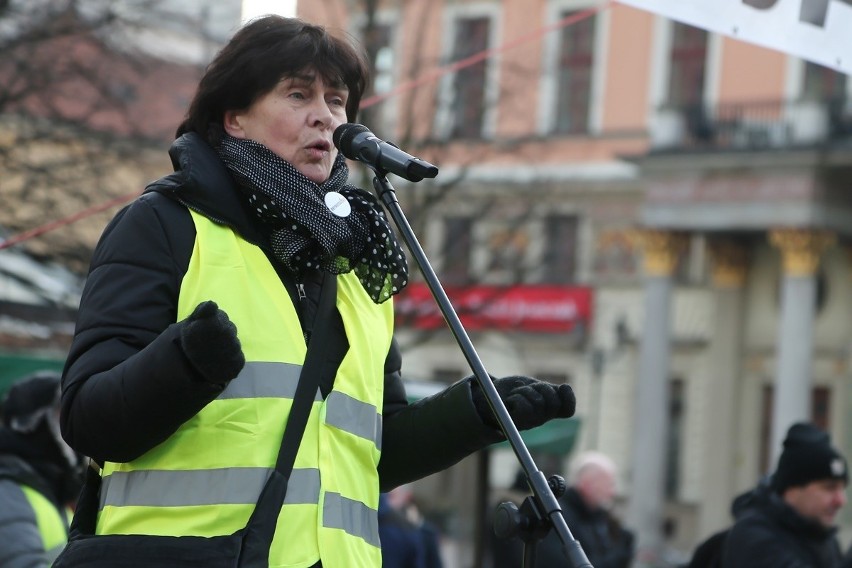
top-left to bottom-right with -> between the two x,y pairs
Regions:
146,132 -> 267,248
748,481 -> 838,541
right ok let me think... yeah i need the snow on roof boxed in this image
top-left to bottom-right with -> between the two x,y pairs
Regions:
0,247 -> 82,310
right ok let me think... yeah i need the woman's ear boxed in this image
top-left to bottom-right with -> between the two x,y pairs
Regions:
223,110 -> 246,138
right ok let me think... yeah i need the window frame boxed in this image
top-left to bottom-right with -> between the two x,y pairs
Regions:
435,2 -> 502,141
351,9 -> 402,137
537,0 -> 608,137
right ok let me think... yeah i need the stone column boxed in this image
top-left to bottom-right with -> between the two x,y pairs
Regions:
768,229 -> 835,465
627,229 -> 687,566
700,239 -> 749,535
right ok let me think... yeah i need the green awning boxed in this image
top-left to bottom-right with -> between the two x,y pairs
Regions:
494,417 -> 581,455
0,352 -> 65,397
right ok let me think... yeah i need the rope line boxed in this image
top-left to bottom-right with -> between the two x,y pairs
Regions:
0,192 -> 141,251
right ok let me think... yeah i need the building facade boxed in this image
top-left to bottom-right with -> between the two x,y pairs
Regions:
299,1 -> 852,566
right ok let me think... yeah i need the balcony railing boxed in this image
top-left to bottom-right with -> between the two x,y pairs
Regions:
649,98 -> 852,152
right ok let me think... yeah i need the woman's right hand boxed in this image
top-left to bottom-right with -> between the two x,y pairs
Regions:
179,300 -> 245,386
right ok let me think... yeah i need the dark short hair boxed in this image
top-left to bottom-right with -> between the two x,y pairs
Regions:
176,15 -> 370,142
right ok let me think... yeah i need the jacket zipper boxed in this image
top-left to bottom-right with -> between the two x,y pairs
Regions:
176,196 -> 311,343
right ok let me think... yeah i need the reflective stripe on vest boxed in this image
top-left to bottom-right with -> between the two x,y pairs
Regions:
96,210 -> 392,568
101,467 -> 320,507
323,492 -> 381,548
325,391 -> 383,450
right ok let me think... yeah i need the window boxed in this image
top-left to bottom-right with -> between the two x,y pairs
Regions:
801,61 -> 852,137
356,17 -> 398,134
554,11 -> 596,134
802,61 -> 847,101
449,16 -> 490,139
760,385 -> 830,474
442,216 -> 473,285
541,215 -> 579,284
370,24 -> 395,96
667,22 -> 707,107
665,378 -> 685,499
484,224 -> 530,284
666,22 -> 709,142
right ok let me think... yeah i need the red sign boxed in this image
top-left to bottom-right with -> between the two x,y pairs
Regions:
394,283 -> 593,333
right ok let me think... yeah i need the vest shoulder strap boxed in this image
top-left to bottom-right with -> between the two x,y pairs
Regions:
275,271 -> 338,474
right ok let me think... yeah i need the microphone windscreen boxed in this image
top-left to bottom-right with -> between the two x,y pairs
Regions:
333,123 -> 370,158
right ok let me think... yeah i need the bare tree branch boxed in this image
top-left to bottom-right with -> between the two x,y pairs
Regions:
0,0 -> 212,272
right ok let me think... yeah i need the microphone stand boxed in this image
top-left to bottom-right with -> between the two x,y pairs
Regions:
367,169 -> 593,568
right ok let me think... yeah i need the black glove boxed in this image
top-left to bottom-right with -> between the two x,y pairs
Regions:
179,300 -> 245,386
471,376 -> 576,431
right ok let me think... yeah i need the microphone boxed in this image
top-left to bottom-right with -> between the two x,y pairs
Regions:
333,123 -> 438,182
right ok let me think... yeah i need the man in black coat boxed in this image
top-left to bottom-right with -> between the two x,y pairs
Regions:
558,452 -> 635,568
721,422 -> 852,568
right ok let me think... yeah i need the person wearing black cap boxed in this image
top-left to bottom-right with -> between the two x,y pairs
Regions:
0,371 -> 86,567
720,422 -> 852,568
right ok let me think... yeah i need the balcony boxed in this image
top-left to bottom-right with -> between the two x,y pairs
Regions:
650,98 -> 852,153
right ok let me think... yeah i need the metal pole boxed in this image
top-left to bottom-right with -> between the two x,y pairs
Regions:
370,172 -> 592,568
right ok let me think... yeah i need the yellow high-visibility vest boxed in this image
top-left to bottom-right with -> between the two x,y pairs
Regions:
20,485 -> 69,563
96,210 -> 393,568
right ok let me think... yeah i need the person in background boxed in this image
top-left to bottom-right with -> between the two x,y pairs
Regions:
687,481 -> 766,568
489,454 -> 634,568
487,469 -> 566,568
57,14 -> 576,567
721,422 -> 852,568
410,498 -> 444,568
384,484 -> 444,568
378,491 -> 427,568
557,451 -> 635,568
0,371 -> 85,567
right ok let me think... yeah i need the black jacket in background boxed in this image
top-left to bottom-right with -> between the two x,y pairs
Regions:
490,486 -> 634,568
60,133 -> 503,491
721,480 -> 851,568
688,482 -> 763,568
559,487 -> 634,568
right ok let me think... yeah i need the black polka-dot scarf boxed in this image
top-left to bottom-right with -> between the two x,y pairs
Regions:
216,133 -> 408,304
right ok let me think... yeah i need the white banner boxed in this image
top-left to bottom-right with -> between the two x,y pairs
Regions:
617,0 -> 852,74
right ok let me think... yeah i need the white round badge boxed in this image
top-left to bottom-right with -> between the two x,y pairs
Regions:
324,191 -> 351,218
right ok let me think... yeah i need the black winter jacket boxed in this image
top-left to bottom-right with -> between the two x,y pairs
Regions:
721,480 -> 851,568
559,487 -> 634,568
489,486 -> 634,568
60,133 -> 502,491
